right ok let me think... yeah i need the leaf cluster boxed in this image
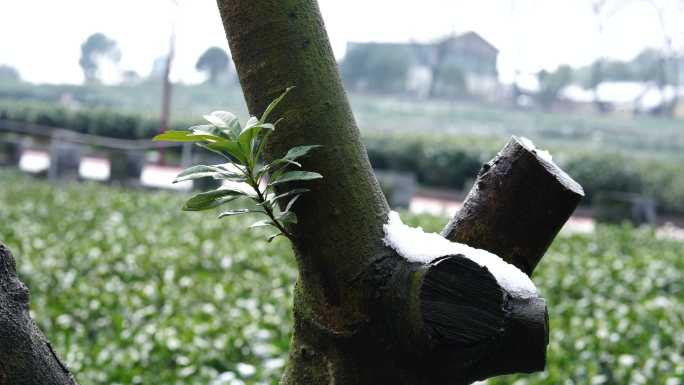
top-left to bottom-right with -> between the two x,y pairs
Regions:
153,87 -> 321,241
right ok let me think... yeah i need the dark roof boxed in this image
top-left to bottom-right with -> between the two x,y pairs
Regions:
444,31 -> 499,55
346,31 -> 498,63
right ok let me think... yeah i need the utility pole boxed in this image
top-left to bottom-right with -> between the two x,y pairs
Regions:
158,0 -> 178,165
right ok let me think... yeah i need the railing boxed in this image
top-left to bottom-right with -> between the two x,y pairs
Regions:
0,119 -> 199,188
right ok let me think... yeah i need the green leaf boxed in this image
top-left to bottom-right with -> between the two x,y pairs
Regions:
190,124 -> 222,137
218,209 -> 253,218
254,129 -> 273,162
173,165 -> 245,183
174,166 -> 216,183
203,113 -> 228,128
238,121 -> 274,156
268,188 -> 309,205
192,124 -> 239,141
243,116 -> 259,130
256,158 -> 301,182
267,232 -> 284,242
196,112 -> 242,139
153,130 -> 217,143
201,140 -> 247,164
249,219 -> 276,228
182,189 -> 241,211
196,143 -> 231,161
270,171 -> 323,185
260,86 -> 295,123
284,194 -> 301,212
276,211 -> 298,224
283,145 -> 322,161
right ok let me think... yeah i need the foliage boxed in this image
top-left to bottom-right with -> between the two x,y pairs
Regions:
0,172 -> 681,385
340,43 -> 413,93
153,87 -> 322,241
0,99 -> 184,139
2,96 -> 684,214
0,65 -> 21,82
79,33 -> 121,83
575,47 -> 682,87
3,83 -> 684,213
196,47 -> 231,85
537,65 -> 573,107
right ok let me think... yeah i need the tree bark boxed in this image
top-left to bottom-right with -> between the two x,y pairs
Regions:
0,244 -> 79,385
217,1 -> 579,384
442,136 -> 585,275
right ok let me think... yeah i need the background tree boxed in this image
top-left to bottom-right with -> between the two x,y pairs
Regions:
588,0 -> 628,113
642,0 -> 681,116
0,64 -> 21,82
78,33 -> 121,84
537,65 -> 573,109
120,69 -> 141,84
195,46 -> 231,85
340,43 -> 412,93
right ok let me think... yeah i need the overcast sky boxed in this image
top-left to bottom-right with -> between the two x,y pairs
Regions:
1,0 -> 682,85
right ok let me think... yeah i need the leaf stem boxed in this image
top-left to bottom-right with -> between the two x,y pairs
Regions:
244,165 -> 294,241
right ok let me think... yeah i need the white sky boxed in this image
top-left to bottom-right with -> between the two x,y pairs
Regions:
0,0 -> 682,85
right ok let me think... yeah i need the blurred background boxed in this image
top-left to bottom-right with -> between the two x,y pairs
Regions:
0,1 -> 682,385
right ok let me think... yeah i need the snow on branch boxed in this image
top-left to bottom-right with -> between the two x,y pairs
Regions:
383,211 -> 538,298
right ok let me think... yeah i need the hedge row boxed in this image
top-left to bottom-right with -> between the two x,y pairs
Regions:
365,133 -> 684,215
0,100 -> 194,140
2,101 -> 683,214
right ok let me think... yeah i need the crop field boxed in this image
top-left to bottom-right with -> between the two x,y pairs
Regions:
0,171 -> 682,385
3,81 -> 684,162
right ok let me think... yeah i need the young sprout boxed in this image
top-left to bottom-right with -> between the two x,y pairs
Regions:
153,87 -> 322,242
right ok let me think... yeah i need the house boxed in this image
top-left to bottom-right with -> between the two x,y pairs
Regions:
342,32 -> 499,99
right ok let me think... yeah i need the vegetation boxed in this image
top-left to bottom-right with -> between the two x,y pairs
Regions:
368,133 -> 684,214
3,94 -> 684,214
153,88 -> 322,241
79,33 -> 121,83
340,43 -> 413,93
0,171 -> 681,384
196,47 -> 232,85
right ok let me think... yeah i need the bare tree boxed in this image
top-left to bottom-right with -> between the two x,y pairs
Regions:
589,0 -> 630,113
643,0 -> 681,116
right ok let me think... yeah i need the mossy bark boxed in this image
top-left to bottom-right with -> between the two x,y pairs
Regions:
217,1 -> 570,384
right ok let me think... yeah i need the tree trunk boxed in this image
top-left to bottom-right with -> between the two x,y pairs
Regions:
0,245 -> 79,385
217,1 -> 581,384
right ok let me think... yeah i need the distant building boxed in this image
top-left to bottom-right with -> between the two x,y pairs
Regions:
343,31 -> 500,99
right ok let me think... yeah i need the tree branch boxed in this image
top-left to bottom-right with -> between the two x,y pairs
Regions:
368,253 -> 548,385
441,136 -> 584,275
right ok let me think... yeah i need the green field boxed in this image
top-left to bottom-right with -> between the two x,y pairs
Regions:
3,80 -> 684,162
0,171 -> 682,385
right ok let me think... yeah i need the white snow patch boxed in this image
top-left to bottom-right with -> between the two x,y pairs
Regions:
383,211 -> 538,298
519,136 -> 553,164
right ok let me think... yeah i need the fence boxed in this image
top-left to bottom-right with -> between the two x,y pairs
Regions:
0,119 -> 205,189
